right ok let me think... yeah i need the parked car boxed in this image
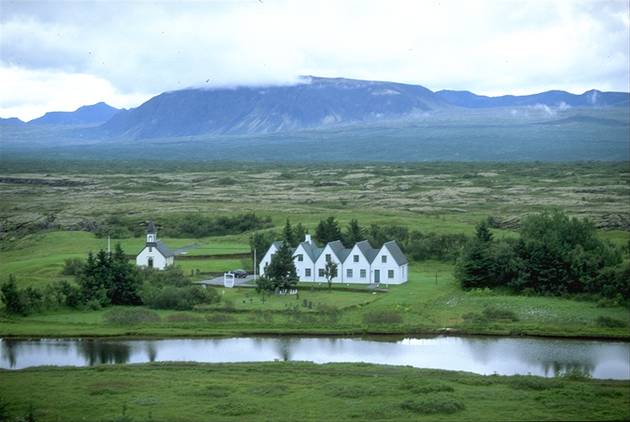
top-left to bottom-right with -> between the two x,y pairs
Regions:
230,269 -> 248,278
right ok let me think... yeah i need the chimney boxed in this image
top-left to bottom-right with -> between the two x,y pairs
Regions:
305,234 -> 312,244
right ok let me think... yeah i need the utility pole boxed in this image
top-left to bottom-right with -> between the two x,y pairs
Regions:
253,248 -> 257,280
435,272 -> 438,285
107,235 -> 111,255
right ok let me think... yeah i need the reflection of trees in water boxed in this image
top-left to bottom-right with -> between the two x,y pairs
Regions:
273,338 -> 298,361
77,340 -> 131,366
545,361 -> 595,378
145,342 -> 157,362
1,339 -> 18,368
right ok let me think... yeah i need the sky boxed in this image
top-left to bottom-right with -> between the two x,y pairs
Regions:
1,0 -> 629,120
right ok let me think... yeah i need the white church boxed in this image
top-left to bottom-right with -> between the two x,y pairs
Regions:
136,221 -> 175,270
259,234 -> 408,284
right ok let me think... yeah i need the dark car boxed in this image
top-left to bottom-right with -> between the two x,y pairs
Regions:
230,269 -> 248,278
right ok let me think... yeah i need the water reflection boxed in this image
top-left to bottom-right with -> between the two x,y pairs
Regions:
1,336 -> 628,380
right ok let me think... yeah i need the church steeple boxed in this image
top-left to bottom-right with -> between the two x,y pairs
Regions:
146,221 -> 157,245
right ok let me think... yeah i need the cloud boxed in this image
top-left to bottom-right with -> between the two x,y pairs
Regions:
0,66 -> 151,120
1,0 -> 628,120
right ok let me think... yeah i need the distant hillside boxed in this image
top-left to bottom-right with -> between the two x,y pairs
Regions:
101,76 -> 630,139
29,102 -> 120,125
102,76 -> 447,138
435,89 -> 630,108
0,117 -> 26,127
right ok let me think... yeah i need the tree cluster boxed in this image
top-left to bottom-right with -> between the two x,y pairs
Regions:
256,242 -> 299,293
455,211 -> 627,302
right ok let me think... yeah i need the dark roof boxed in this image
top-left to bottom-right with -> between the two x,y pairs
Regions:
327,240 -> 351,262
156,241 -> 175,257
297,240 -> 323,262
355,240 -> 379,263
147,221 -> 157,234
383,240 -> 408,265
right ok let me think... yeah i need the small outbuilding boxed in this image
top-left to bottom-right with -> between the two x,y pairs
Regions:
136,221 -> 174,270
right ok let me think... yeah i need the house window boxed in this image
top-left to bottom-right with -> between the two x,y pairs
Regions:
305,268 -> 311,277
296,254 -> 303,262
325,254 -> 331,262
382,255 -> 387,263
318,268 -> 325,277
353,254 -> 359,262
388,270 -> 394,279
148,257 -> 154,268
360,269 -> 366,278
346,269 -> 353,278
149,246 -> 152,252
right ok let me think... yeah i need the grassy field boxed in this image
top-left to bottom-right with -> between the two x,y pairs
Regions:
0,161 -> 628,339
1,259 -> 628,339
1,362 -> 628,421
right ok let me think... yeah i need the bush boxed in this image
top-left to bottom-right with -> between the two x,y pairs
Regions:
595,316 -> 627,328
206,313 -> 235,323
104,308 -> 161,325
362,310 -> 403,324
165,313 -> 203,323
316,303 -> 341,323
482,306 -> 519,322
508,376 -> 563,391
141,285 -> 218,310
400,397 -> 465,414
61,258 -> 84,276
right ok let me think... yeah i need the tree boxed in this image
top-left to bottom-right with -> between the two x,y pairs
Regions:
77,251 -> 109,306
475,220 -> 493,242
264,242 -> 299,292
315,216 -> 342,244
455,239 -> 495,289
343,219 -> 364,247
324,259 -> 338,290
294,223 -> 307,245
108,243 -> 142,305
0,274 -> 24,315
283,218 -> 297,247
250,230 -> 277,267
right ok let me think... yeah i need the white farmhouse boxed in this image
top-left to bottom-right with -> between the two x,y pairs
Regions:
136,221 -> 175,270
259,234 -> 408,284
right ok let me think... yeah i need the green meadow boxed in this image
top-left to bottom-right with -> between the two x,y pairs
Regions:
1,362 -> 628,422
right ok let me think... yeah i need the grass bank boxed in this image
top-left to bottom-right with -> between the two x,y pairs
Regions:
1,362 -> 628,421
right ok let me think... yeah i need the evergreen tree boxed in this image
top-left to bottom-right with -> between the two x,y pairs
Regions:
343,219 -> 364,246
250,230 -> 277,266
108,243 -> 142,305
315,216 -> 342,244
283,218 -> 297,247
78,251 -> 108,305
475,220 -> 493,242
264,242 -> 298,292
294,223 -> 307,245
0,274 -> 24,315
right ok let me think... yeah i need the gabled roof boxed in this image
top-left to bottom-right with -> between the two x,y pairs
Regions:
326,240 -> 351,262
156,241 -> 175,257
296,240 -> 323,262
355,240 -> 379,263
383,240 -> 408,265
147,221 -> 157,234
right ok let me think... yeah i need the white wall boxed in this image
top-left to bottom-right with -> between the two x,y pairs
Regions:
292,244 -> 315,281
313,244 -> 343,283
258,243 -> 278,277
371,247 -> 407,284
136,246 -> 170,270
342,244 -> 372,284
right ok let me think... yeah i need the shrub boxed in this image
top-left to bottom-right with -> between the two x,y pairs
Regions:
400,378 -> 455,394
206,313 -> 234,323
508,376 -> 563,391
61,257 -> 84,276
362,310 -> 403,324
316,303 -> 341,323
595,316 -> 627,328
482,306 -> 519,321
400,397 -> 465,414
141,285 -> 217,311
104,308 -> 161,325
165,313 -> 203,323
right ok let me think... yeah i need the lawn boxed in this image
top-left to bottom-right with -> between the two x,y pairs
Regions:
0,362 -> 628,421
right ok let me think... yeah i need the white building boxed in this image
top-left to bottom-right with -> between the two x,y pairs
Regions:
259,234 -> 408,284
136,221 -> 175,270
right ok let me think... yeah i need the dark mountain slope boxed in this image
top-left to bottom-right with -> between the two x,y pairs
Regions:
102,77 -> 448,138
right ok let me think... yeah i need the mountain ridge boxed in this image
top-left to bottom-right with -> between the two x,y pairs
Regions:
28,102 -> 120,126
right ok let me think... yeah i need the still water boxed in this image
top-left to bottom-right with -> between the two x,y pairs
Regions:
1,336 -> 628,379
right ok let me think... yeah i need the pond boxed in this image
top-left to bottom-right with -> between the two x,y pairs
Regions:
1,336 -> 628,379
